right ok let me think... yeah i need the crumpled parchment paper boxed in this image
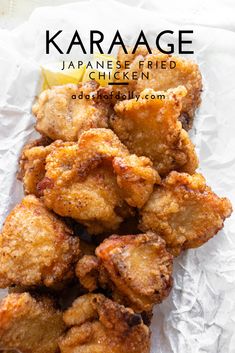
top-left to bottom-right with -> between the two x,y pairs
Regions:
0,1 -> 235,352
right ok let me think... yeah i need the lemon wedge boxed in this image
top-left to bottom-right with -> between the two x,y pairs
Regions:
41,62 -> 86,90
82,53 -> 116,86
41,55 -> 117,90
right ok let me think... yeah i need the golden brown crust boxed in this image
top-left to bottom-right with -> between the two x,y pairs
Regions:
32,81 -> 110,141
140,172 -> 233,256
0,195 -> 80,288
95,232 -> 173,312
111,86 -> 198,176
42,131 -> 132,234
113,154 -> 160,208
20,129 -> 158,234
18,139 -> 70,197
59,294 -> 150,353
0,292 -> 65,353
19,143 -> 50,196
75,255 -> 100,292
75,232 -> 173,312
114,47 -> 202,129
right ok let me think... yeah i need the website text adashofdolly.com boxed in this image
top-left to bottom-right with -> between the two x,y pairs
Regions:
71,90 -> 166,102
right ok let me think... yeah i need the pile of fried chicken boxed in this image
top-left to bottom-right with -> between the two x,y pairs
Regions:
0,48 -> 232,353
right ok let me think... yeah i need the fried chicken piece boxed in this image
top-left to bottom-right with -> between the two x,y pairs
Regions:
139,172 -> 232,256
113,154 -> 160,207
114,47 -> 202,129
32,81 -> 110,141
59,294 -> 150,353
111,86 -> 198,176
18,137 -> 57,197
0,195 -> 80,288
33,139 -> 130,234
96,232 -> 173,312
76,232 -> 173,312
21,129 -> 159,234
76,255 -> 100,292
141,310 -> 153,327
0,292 -> 65,353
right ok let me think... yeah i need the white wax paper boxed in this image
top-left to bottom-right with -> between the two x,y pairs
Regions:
0,1 -> 235,352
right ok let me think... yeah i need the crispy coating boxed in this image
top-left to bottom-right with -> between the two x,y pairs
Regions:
76,232 -> 173,312
18,138 -> 58,197
20,129 -> 158,234
18,140 -> 78,197
113,215 -> 139,236
113,154 -> 160,207
114,47 -> 202,129
111,86 -> 198,176
59,294 -> 150,353
140,172 -> 232,256
96,232 -> 173,312
0,292 -> 65,353
0,195 -> 80,288
79,239 -> 96,256
76,255 -> 100,292
35,138 -> 129,234
32,81 -> 110,141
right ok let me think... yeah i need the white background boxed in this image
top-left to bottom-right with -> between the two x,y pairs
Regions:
0,0 -> 235,31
